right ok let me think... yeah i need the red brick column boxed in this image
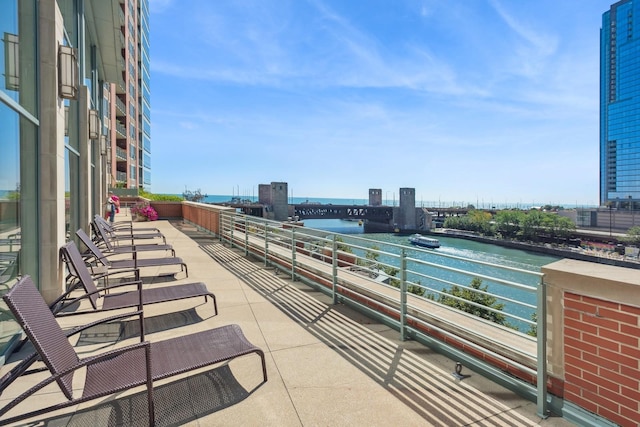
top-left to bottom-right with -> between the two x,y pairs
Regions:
563,292 -> 640,427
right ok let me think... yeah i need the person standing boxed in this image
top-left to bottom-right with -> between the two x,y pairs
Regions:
112,194 -> 120,214
105,193 -> 117,223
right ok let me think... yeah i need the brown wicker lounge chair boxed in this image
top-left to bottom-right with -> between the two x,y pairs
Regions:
77,229 -> 189,277
89,223 -> 176,256
94,213 -> 162,233
57,241 -> 217,316
93,215 -> 166,243
0,276 -> 267,426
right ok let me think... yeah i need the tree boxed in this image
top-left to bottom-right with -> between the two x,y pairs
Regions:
542,214 -> 575,242
621,226 -> 640,246
360,245 -> 423,295
494,210 -> 524,238
521,210 -> 545,241
335,236 -> 352,253
438,277 -> 508,326
467,209 -> 493,235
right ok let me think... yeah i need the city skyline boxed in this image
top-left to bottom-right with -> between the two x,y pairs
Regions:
149,0 -> 614,206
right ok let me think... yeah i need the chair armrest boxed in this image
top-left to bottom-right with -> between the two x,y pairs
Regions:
63,310 -> 144,335
0,341 -> 151,422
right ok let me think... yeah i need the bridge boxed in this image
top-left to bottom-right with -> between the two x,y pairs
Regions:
292,204 -> 393,221
212,184 -> 457,233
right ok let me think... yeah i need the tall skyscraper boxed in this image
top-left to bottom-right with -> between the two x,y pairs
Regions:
104,0 -> 151,190
600,0 -> 640,207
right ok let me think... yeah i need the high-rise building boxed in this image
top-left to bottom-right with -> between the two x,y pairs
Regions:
104,0 -> 151,190
600,0 -> 640,207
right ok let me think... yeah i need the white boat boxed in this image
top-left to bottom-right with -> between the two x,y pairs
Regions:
408,234 -> 440,249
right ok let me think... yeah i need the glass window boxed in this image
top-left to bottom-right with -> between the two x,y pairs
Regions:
0,0 -> 38,361
0,100 -> 22,359
1,0 -> 37,115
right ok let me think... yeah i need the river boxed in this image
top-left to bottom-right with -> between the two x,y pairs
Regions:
303,219 -> 561,332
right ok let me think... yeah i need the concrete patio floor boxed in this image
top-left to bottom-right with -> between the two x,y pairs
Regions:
0,217 -> 577,426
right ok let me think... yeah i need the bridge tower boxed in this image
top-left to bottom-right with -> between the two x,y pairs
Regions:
396,187 -> 416,232
270,182 -> 289,221
369,189 -> 382,206
258,184 -> 272,205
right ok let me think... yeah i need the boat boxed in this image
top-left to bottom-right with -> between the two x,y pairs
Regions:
408,234 -> 440,249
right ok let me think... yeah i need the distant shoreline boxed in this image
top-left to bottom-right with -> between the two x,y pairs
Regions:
430,229 -> 640,270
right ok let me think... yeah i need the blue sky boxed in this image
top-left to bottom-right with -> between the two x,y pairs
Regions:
149,0 -> 612,207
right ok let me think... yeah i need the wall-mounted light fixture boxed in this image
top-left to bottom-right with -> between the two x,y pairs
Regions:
100,135 -> 107,155
3,32 -> 19,91
58,44 -> 78,99
89,109 -> 100,140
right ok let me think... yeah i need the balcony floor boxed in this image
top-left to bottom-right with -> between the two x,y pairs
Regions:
0,216 -> 576,426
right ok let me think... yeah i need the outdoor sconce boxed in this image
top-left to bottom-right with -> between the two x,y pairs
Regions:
64,105 -> 69,136
58,44 -> 78,99
100,135 -> 107,155
3,32 -> 19,91
89,109 -> 100,140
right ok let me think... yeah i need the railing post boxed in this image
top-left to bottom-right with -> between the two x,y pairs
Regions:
264,222 -> 269,267
220,215 -> 229,245
400,248 -> 407,341
536,277 -> 548,418
244,217 -> 249,256
291,227 -> 296,281
332,235 -> 338,305
230,215 -> 235,249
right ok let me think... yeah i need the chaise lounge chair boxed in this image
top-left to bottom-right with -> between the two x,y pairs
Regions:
57,241 -> 217,316
0,276 -> 267,426
85,223 -> 176,256
93,215 -> 166,244
88,223 -> 176,257
77,229 -> 189,278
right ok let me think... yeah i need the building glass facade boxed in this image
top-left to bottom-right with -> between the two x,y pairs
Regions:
0,0 -> 39,362
601,0 -> 640,207
0,0 -> 126,362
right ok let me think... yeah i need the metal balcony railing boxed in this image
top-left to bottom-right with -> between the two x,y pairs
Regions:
116,171 -> 127,182
213,211 -> 548,417
115,97 -> 126,115
115,122 -> 126,137
115,146 -> 126,160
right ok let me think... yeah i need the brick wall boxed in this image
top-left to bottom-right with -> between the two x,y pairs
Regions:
563,292 -> 640,427
150,201 -> 183,219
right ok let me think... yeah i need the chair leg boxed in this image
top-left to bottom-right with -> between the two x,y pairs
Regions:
145,347 -> 155,426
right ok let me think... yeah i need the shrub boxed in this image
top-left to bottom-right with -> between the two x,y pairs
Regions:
131,202 -> 158,221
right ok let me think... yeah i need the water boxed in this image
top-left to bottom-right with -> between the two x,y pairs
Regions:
301,219 -> 560,333
201,195 -> 562,331
203,194 -> 596,210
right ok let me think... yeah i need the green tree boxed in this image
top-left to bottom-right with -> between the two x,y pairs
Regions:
335,236 -> 352,253
438,277 -> 508,326
621,226 -> 640,246
541,214 -> 575,242
360,245 -> 422,295
521,210 -> 544,241
467,209 -> 494,235
494,210 -> 524,239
